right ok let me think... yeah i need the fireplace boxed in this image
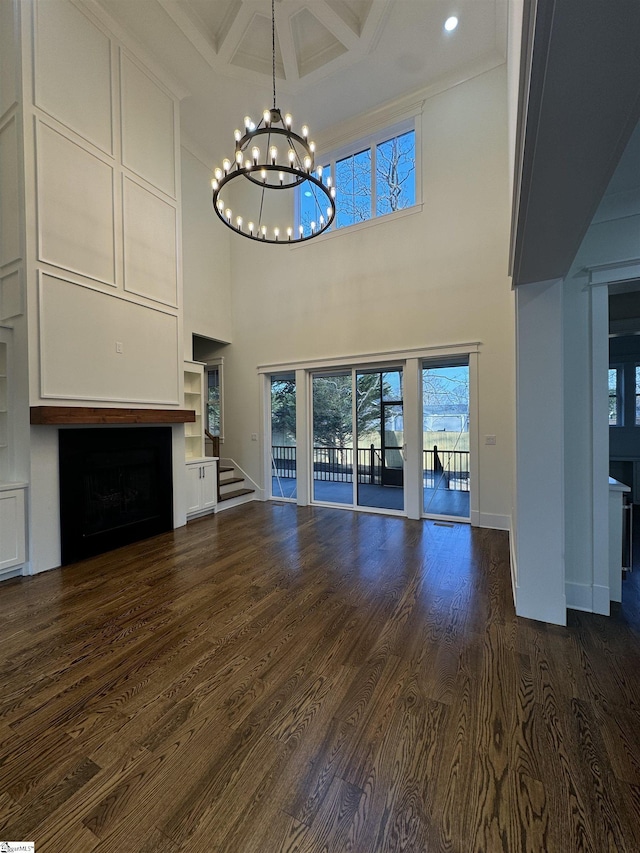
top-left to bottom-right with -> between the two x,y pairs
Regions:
59,427 -> 173,564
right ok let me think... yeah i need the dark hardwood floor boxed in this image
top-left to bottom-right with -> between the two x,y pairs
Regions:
1,502 -> 639,852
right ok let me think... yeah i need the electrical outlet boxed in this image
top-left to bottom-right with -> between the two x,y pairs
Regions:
251,433 -> 258,441
485,434 -> 496,445
115,341 -> 123,354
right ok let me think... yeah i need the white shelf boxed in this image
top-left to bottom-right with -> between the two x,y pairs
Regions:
184,361 -> 205,460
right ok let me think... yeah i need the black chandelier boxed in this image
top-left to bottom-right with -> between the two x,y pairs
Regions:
211,0 -> 336,244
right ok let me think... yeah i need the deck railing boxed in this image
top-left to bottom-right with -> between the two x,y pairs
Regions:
423,448 -> 470,491
271,445 -> 470,491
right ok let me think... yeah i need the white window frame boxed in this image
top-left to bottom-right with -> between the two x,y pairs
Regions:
608,364 -> 623,427
295,114 -> 422,241
205,357 -> 224,442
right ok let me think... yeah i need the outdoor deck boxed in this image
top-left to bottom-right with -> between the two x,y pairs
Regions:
271,476 -> 470,518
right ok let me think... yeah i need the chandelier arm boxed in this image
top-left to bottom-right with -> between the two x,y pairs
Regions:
214,166 -> 333,193
237,126 -> 311,155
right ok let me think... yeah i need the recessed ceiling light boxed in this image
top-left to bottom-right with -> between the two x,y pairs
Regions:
444,16 -> 459,32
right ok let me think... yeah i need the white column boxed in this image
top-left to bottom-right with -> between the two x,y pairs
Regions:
404,358 -> 421,519
295,368 -> 309,506
514,279 -> 566,625
468,351 -> 480,526
590,284 -> 610,613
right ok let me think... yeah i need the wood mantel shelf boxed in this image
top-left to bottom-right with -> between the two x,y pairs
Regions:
30,406 -> 196,425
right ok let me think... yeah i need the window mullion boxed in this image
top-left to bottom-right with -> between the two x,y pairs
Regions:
371,143 -> 376,218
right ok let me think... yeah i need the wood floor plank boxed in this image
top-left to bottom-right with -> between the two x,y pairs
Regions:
1,502 -> 640,851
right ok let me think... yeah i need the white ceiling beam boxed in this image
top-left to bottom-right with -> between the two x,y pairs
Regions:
156,0 -> 218,69
302,2 -> 361,52
216,0 -> 261,64
274,2 -> 300,84
359,0 -> 394,53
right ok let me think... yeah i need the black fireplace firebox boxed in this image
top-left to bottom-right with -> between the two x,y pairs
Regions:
59,427 -> 173,565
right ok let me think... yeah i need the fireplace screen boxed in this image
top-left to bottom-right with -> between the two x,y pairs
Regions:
59,427 -> 173,564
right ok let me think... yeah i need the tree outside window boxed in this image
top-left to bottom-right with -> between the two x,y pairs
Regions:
297,123 -> 416,234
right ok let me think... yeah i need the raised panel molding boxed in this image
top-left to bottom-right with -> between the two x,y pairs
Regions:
0,268 -> 24,321
0,0 -> 18,120
36,120 -> 116,286
120,51 -> 176,198
0,116 -> 21,267
123,176 -> 178,307
38,272 -> 180,405
34,0 -> 113,155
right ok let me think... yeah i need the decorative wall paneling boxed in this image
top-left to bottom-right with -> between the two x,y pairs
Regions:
36,119 -> 117,286
120,50 -> 176,199
0,115 -> 21,268
122,175 -> 178,307
0,0 -> 19,119
0,268 -> 23,321
27,0 -> 183,407
38,272 -> 181,405
33,0 -> 113,155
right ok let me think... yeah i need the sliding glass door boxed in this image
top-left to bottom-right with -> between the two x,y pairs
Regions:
270,373 -> 297,499
267,356 -> 473,520
312,372 -> 353,504
356,368 -> 404,511
422,360 -> 470,519
309,367 -> 404,512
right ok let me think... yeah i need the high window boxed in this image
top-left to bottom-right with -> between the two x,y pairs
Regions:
609,367 -> 622,426
298,120 -> 417,235
206,362 -> 223,438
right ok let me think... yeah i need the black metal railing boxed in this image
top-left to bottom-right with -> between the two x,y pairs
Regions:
271,444 -> 297,477
423,447 -> 470,491
272,444 -> 470,491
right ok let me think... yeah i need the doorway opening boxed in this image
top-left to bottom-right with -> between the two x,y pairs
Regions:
270,373 -> 297,500
422,360 -> 470,520
309,367 -> 404,512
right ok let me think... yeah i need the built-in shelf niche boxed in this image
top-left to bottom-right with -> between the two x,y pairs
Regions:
184,361 -> 205,460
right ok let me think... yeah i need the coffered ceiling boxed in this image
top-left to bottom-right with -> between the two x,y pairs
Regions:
156,0 -> 394,85
95,0 -> 508,162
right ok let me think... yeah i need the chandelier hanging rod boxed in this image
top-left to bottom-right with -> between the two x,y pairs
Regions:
210,0 -> 336,244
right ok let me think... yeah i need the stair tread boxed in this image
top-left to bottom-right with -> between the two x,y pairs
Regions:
219,465 -> 234,473
219,488 -> 255,501
220,476 -> 244,485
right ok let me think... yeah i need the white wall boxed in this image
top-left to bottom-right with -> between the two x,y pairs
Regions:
181,145 -> 233,357
10,0 -> 188,573
210,65 -> 515,528
514,279 -> 567,624
22,0 -> 183,407
560,187 -> 640,613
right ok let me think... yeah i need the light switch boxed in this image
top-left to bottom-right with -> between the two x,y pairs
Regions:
115,341 -> 123,354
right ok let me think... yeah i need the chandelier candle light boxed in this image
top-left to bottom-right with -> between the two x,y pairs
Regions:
211,0 -> 336,244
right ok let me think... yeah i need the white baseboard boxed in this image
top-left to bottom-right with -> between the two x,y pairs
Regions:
0,565 -> 26,582
565,581 -> 593,612
592,584 -> 611,615
565,581 -> 611,615
509,518 -> 517,606
477,512 -> 511,531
